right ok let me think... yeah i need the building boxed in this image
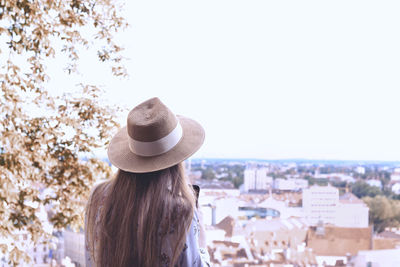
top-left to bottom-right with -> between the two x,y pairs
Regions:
315,172 -> 355,183
303,186 -> 369,228
336,192 -> 369,228
391,168 -> 400,182
243,217 -> 316,265
351,248 -> 400,267
274,178 -> 308,191
356,166 -> 366,175
29,242 -> 52,266
392,183 -> 400,194
374,229 -> 400,250
244,168 -> 272,192
302,185 -> 339,226
199,191 -> 243,226
367,179 -> 383,189
63,229 -> 85,267
307,225 -> 372,265
205,217 -> 256,266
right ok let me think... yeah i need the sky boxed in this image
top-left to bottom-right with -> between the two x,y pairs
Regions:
49,0 -> 400,161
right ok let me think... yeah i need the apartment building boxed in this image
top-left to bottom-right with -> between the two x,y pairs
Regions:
244,168 -> 272,192
302,185 -> 339,226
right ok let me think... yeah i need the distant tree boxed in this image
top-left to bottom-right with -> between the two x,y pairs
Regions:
384,171 -> 391,181
331,180 -> 347,188
351,181 -> 382,198
230,164 -> 245,178
0,0 -> 126,264
363,196 -> 400,232
304,175 -> 315,185
215,164 -> 244,188
201,167 -> 216,180
232,176 -> 244,189
304,176 -> 328,186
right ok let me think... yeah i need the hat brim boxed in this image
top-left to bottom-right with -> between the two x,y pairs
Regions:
107,115 -> 205,173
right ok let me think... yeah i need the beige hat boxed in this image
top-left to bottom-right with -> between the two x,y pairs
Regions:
107,97 -> 205,173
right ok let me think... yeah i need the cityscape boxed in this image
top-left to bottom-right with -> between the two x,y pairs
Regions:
4,158 -> 400,267
1,1 -> 399,266
189,159 -> 400,266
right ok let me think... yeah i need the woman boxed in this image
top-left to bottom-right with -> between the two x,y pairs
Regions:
85,97 -> 210,267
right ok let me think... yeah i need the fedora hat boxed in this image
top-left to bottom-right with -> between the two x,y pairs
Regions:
107,97 -> 205,173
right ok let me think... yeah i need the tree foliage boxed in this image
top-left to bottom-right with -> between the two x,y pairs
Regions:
0,0 -> 127,264
201,166 -> 216,180
304,175 -> 328,186
363,196 -> 400,233
350,180 -> 382,198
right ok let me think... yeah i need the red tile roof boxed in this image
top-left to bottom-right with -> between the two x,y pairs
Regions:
307,225 -> 372,256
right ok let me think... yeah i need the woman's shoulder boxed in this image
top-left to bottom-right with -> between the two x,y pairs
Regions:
85,180 -> 112,214
89,180 -> 112,199
85,180 -> 112,266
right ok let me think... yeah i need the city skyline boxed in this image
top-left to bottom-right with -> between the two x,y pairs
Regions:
3,0 -> 400,266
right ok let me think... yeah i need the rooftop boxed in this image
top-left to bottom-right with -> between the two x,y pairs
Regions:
339,192 -> 364,204
307,225 -> 372,256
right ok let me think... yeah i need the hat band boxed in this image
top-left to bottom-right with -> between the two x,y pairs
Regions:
128,122 -> 183,157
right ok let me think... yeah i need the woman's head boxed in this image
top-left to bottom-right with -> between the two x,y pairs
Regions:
86,98 -> 204,267
107,97 -> 205,173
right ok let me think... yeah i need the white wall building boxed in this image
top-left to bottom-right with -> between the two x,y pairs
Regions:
366,179 -> 383,189
274,178 -> 308,191
63,229 -> 85,267
274,178 -> 294,191
391,168 -> 400,182
199,196 -> 243,226
315,173 -> 355,183
256,168 -> 272,190
303,186 -> 368,228
244,169 -> 256,192
258,197 -> 305,219
391,174 -> 400,182
244,168 -> 272,192
356,166 -> 366,175
392,183 -> 400,195
352,248 -> 400,267
336,192 -> 369,228
302,185 -> 339,226
29,243 -> 52,266
199,189 -> 243,226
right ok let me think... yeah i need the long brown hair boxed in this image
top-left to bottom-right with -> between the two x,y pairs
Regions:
85,163 -> 195,267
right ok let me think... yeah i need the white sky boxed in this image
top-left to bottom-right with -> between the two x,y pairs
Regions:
48,0 -> 400,161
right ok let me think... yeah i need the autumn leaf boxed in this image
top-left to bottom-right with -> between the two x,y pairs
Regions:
0,0 -> 127,264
